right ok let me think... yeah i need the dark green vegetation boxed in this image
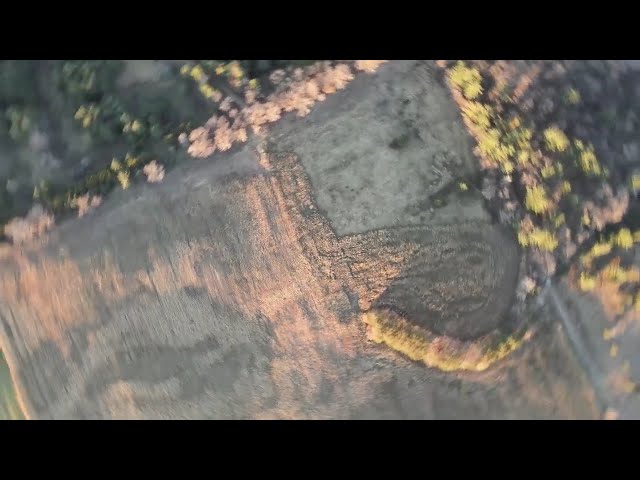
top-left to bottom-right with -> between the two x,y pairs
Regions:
442,60 -> 640,337
0,60 -> 212,225
2,61 -> 165,226
0,60 -> 315,233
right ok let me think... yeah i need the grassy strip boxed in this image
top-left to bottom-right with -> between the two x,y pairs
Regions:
0,352 -> 24,420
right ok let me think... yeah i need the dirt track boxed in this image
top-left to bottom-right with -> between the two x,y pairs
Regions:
0,61 -> 599,419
